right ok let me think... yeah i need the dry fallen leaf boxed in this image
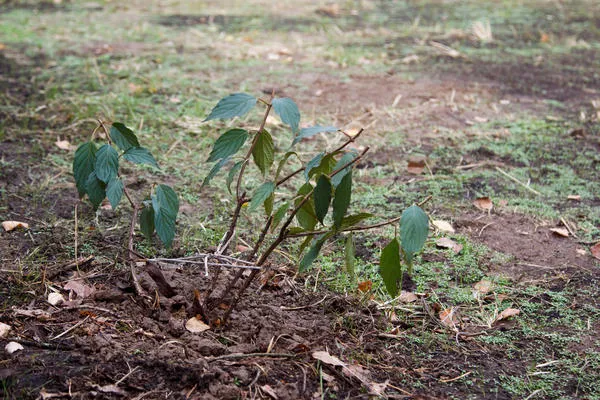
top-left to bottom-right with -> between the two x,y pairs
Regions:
64,280 -> 94,299
473,279 -> 493,295
436,237 -> 463,254
550,227 -> 569,237
397,291 -> 418,303
473,197 -> 493,212
495,308 -> 520,323
260,385 -> 278,399
407,159 -> 425,175
91,384 -> 126,396
5,341 -> 24,354
55,138 -> 75,151
47,292 -> 65,306
0,322 -> 11,338
439,308 -> 459,329
312,350 -> 345,367
432,220 -> 455,233
185,316 -> 210,333
591,242 -> 600,260
357,280 -> 372,293
567,195 -> 581,201
2,221 -> 30,232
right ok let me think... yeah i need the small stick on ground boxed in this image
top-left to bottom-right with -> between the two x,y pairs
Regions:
207,352 -> 296,363
495,167 -> 541,196
281,295 -> 328,311
50,316 -> 90,341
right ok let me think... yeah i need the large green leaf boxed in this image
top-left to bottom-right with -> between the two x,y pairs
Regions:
275,151 -> 300,180
249,182 -> 275,212
379,238 -> 402,297
400,205 -> 429,262
295,182 -> 317,230
314,175 -> 332,224
331,151 -> 356,187
332,170 -> 352,229
204,93 -> 257,121
73,141 -> 97,197
340,213 -> 375,229
139,204 -> 155,241
304,152 -> 324,181
252,130 -> 274,176
308,153 -> 336,181
152,184 -> 179,247
272,97 -> 300,133
85,171 -> 106,210
207,129 -> 249,162
123,147 -> 159,169
106,177 -> 124,210
292,125 -> 338,146
298,233 -> 333,272
226,160 -> 244,194
345,233 -> 355,278
271,202 -> 290,232
95,144 -> 119,184
109,122 -> 139,152
202,157 -> 230,188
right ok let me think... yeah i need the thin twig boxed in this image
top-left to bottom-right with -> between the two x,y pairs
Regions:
281,295 -> 327,310
495,167 -> 541,196
50,316 -> 90,341
207,352 -> 296,362
152,259 -> 261,270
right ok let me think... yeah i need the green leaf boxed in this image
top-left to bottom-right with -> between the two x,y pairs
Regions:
110,122 -> 139,152
202,157 -> 230,188
106,177 -> 124,210
331,151 -> 356,187
252,130 -> 274,175
308,153 -> 337,181
73,141 -> 97,197
292,125 -> 338,146
204,93 -> 257,121
304,152 -> 324,181
332,170 -> 352,229
123,147 -> 159,169
345,233 -> 355,277
400,205 -> 429,262
249,182 -> 275,212
139,204 -> 155,241
314,175 -> 332,224
207,129 -> 249,162
298,232 -> 333,272
275,151 -> 300,181
379,238 -> 402,298
272,97 -> 300,133
340,212 -> 375,229
227,161 -> 244,194
85,171 -> 106,210
295,182 -> 317,230
264,193 -> 274,216
271,202 -> 290,232
95,144 -> 119,184
152,184 -> 179,248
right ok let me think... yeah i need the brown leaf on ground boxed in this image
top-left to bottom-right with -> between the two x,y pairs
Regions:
64,280 -> 94,299
261,385 -> 278,399
407,158 -> 426,175
432,220 -> 455,233
185,317 -> 210,333
494,308 -> 520,323
436,237 -> 463,254
473,197 -> 493,211
473,279 -> 493,295
550,227 -> 569,237
357,280 -> 372,293
439,308 -> 459,329
590,242 -> 600,260
2,221 -> 30,232
397,291 -> 418,303
312,350 -> 345,367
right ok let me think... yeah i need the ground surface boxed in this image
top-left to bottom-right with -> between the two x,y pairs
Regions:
1,0 -> 600,399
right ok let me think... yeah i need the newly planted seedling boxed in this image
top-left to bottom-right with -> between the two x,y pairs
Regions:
73,121 -> 179,248
200,93 -> 430,323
